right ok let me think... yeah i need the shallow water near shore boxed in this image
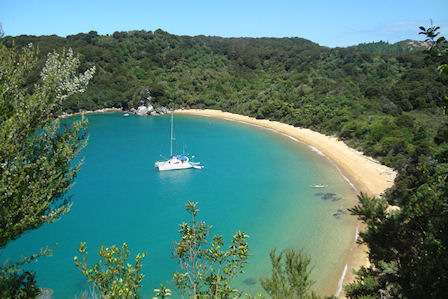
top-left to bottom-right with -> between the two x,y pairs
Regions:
3,112 -> 358,297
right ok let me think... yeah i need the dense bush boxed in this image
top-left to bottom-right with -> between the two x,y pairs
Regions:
4,31 -> 446,169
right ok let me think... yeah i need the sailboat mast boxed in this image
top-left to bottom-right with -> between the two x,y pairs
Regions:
170,111 -> 173,157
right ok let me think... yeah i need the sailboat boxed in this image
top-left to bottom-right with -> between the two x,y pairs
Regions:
155,112 -> 204,171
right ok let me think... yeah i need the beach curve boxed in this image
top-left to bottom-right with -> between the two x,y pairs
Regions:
64,107 -> 395,296
175,108 -> 396,297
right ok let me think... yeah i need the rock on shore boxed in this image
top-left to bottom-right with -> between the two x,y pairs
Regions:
132,105 -> 170,116
134,104 -> 153,115
150,106 -> 170,115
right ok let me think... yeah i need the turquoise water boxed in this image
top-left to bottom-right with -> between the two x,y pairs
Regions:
3,113 -> 358,297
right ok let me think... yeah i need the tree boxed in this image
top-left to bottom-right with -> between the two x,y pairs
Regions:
419,23 -> 448,76
344,193 -> 402,297
172,201 -> 250,298
260,248 -> 318,299
419,23 -> 448,113
74,242 -> 147,299
344,25 -> 448,299
0,44 -> 95,295
346,163 -> 448,298
0,251 -> 42,298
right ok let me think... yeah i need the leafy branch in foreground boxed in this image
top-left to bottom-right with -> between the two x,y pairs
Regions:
172,201 -> 250,298
153,283 -> 172,298
346,159 -> 448,298
0,44 -> 95,248
260,248 -> 318,299
0,246 -> 55,298
419,23 -> 448,75
74,242 -> 147,299
0,43 -> 95,296
420,24 -> 448,114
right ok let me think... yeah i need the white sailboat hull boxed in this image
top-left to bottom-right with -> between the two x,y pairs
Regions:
155,159 -> 194,171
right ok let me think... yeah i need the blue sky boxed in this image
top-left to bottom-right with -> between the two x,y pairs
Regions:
1,0 -> 447,47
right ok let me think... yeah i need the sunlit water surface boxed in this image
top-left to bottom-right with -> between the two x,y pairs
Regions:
3,113 -> 358,297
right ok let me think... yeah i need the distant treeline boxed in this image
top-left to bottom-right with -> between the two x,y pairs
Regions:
2,30 -> 447,171
350,39 -> 428,55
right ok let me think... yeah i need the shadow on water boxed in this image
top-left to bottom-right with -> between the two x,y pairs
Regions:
243,278 -> 257,286
332,206 -> 349,219
314,193 -> 348,220
314,192 -> 343,201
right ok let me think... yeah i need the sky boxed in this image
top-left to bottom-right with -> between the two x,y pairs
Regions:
1,0 -> 447,47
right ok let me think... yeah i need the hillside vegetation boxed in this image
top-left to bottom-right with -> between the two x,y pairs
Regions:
3,30 -> 447,170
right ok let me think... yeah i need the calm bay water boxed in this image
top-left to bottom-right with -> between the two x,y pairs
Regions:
4,113 -> 358,297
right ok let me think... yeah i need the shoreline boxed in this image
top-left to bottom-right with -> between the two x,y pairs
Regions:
62,107 -> 394,296
62,106 -> 396,194
175,109 -> 395,297
59,107 -> 123,118
176,109 -> 396,197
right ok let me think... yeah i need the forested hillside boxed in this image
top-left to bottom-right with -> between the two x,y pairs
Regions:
350,39 -> 428,55
3,29 -> 447,171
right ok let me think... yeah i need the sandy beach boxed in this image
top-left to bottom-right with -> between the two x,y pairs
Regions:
175,109 -> 396,296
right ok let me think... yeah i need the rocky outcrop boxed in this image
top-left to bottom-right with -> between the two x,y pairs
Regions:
131,104 -> 170,116
150,106 -> 170,116
135,104 -> 154,116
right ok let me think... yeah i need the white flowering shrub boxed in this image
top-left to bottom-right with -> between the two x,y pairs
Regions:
0,43 -> 95,297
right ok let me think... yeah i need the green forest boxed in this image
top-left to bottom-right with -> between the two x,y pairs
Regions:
3,29 -> 447,170
1,25 -> 447,298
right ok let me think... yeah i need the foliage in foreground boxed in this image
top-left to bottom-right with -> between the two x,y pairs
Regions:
74,242 -> 147,299
345,25 -> 448,298
152,283 -> 172,298
172,201 -> 250,298
0,254 -> 40,298
0,43 -> 95,297
346,158 -> 448,298
260,248 -> 318,299
73,202 -> 255,299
